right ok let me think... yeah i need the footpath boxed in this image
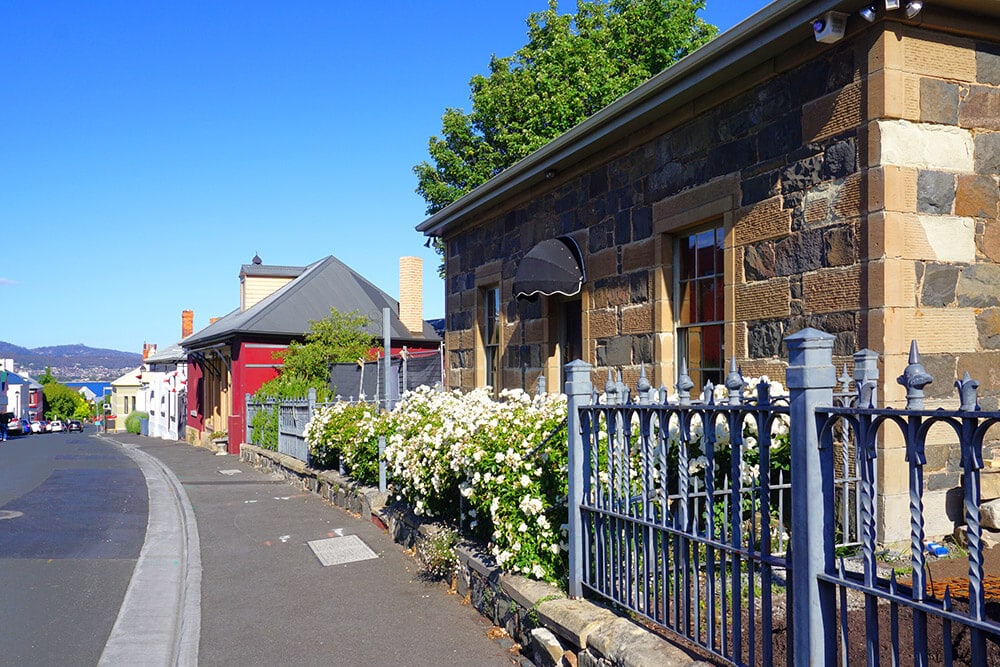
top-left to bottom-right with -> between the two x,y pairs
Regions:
103,433 -> 517,667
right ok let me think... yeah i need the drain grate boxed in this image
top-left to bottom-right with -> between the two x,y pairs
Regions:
308,535 -> 378,566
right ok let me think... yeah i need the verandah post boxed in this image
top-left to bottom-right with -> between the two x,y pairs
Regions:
565,359 -> 593,599
784,328 -> 837,665
245,393 -> 252,446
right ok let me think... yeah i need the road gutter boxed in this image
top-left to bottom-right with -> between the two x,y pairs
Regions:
97,436 -> 202,666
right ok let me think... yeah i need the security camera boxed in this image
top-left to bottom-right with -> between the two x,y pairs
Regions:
813,11 -> 848,43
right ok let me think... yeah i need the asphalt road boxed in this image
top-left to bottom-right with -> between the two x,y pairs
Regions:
1,429 -> 519,666
0,427 -> 146,666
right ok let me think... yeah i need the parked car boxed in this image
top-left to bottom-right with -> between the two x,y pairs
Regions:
30,420 -> 43,433
9,418 -> 30,436
67,420 -> 83,432
49,420 -> 65,432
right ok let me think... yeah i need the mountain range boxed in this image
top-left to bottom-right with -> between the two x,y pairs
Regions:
0,341 -> 142,381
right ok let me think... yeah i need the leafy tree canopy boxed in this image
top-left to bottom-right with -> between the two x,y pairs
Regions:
413,0 -> 717,215
43,382 -> 86,421
255,309 -> 380,400
38,367 -> 57,385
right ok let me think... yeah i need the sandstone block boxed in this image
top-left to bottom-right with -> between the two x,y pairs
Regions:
868,166 -> 917,215
586,247 -> 617,286
622,238 -> 655,273
982,498 -> 1000,530
589,308 -> 618,339
802,83 -> 861,144
981,470 -> 1000,502
833,172 -> 862,220
734,197 -> 791,245
900,30 -> 977,82
877,120 -> 974,172
904,215 -> 976,263
735,278 -> 790,322
621,303 -> 653,335
802,265 -> 861,314
885,307 -> 980,354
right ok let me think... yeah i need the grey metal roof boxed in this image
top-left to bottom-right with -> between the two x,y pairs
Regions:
240,263 -> 306,278
416,0 -> 1000,237
182,256 -> 440,351
144,342 -> 187,364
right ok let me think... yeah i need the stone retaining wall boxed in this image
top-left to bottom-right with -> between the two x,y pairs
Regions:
240,444 -> 705,667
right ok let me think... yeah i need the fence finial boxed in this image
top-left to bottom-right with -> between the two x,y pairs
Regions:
616,370 -> 629,405
703,381 -> 716,405
725,357 -> 743,406
897,340 -> 933,409
839,364 -> 852,393
605,369 -> 616,404
676,358 -> 694,406
637,363 -> 651,404
956,372 -> 980,412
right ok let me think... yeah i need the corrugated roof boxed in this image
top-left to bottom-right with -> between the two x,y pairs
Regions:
144,342 -> 187,364
182,256 -> 439,351
240,263 -> 306,278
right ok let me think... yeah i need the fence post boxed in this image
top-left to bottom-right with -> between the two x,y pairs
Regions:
784,327 -> 836,666
378,435 -> 387,493
245,393 -> 252,445
565,359 -> 593,599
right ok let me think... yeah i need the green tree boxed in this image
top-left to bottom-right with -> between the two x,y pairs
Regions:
38,367 -> 57,385
255,309 -> 379,400
43,382 -> 86,421
413,0 -> 716,216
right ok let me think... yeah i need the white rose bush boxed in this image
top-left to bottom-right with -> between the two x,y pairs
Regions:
304,385 -> 569,584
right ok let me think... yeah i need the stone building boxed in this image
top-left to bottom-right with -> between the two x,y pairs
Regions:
418,0 -> 1000,542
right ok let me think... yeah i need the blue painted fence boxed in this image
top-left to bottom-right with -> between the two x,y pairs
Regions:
566,328 -> 1000,665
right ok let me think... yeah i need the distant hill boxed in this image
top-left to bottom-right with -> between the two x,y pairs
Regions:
0,341 -> 142,380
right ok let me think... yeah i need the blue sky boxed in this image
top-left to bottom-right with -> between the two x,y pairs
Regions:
1,0 -> 770,354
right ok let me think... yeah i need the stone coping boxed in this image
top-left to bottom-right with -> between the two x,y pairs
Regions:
239,444 -> 704,667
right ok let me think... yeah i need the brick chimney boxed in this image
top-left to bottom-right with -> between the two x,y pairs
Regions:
399,256 -> 423,336
142,343 -> 157,360
182,310 -> 194,338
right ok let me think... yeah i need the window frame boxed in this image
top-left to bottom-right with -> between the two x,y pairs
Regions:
674,222 -> 726,391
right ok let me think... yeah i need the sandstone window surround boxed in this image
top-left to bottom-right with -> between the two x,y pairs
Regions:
479,284 -> 501,396
652,174 -> 740,391
676,223 -> 725,390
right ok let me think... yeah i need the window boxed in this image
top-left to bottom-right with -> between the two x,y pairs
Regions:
483,286 -> 501,394
677,225 -> 724,391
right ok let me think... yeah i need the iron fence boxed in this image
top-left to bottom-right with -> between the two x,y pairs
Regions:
565,328 -> 1000,666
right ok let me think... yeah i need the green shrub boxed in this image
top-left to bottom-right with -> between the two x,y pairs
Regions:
124,411 -> 148,434
304,401 -> 389,484
250,404 -> 278,451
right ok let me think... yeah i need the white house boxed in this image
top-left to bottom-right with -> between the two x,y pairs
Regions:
142,343 -> 188,441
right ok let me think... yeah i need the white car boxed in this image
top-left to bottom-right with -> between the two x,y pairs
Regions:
30,421 -> 43,433
50,420 -> 65,432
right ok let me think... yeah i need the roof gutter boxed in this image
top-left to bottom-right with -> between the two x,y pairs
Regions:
416,0 -> 855,237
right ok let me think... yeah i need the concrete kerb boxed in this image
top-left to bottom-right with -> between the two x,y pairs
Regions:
239,444 -> 704,667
